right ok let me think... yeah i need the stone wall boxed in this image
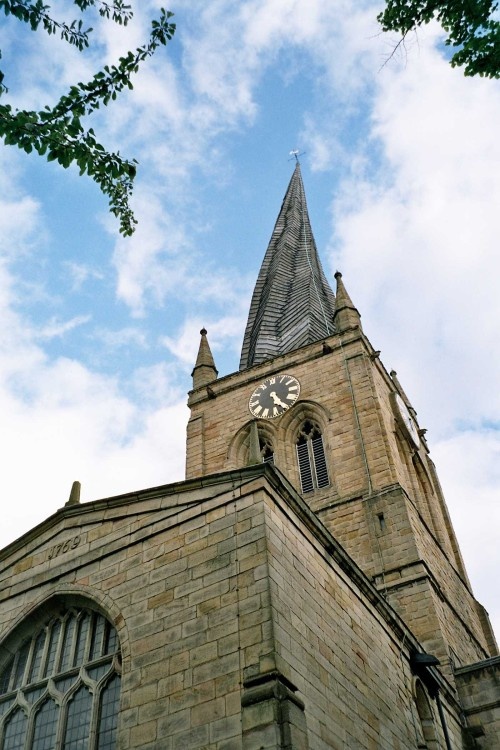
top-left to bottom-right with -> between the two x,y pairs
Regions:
0,466 -> 470,749
455,657 -> 500,749
260,481 -> 464,749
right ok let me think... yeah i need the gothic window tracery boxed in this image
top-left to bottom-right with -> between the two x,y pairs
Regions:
296,419 -> 329,493
0,606 -> 121,750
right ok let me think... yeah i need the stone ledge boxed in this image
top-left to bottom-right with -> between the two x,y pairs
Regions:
455,655 -> 500,677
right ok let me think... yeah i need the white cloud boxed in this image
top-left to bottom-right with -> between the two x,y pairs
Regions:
112,191 -> 191,315
0,321 -> 187,548
434,431 -> 500,638
64,262 -> 105,290
93,326 -> 148,350
36,315 -> 92,340
130,362 -> 184,406
111,180 -> 252,317
0,152 -> 46,264
162,314 -> 247,367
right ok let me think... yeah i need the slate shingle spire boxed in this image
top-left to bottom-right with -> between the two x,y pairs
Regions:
239,163 -> 336,371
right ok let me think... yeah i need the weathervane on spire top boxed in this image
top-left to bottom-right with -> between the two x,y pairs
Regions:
289,149 -> 305,163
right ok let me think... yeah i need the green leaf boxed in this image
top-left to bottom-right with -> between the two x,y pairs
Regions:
0,4 -> 176,235
378,0 -> 500,78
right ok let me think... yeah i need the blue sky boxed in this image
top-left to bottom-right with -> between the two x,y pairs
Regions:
1,1 -> 499,639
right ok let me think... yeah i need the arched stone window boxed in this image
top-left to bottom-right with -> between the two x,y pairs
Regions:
259,434 -> 274,464
414,679 -> 438,749
296,420 -> 329,493
227,421 -> 276,469
0,605 -> 121,750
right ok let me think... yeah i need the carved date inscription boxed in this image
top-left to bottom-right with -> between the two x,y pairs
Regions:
47,535 -> 81,561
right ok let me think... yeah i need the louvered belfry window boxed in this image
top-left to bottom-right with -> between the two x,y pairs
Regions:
296,420 -> 329,493
0,606 -> 121,750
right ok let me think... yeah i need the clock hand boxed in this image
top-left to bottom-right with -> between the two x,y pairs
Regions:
270,391 -> 287,409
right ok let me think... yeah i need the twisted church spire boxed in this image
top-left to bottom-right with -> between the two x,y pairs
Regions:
239,163 -> 336,370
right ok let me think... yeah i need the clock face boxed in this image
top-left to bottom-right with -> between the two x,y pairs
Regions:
249,374 -> 300,419
392,393 -> 420,448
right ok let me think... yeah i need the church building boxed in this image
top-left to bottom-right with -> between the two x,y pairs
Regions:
0,164 -> 498,749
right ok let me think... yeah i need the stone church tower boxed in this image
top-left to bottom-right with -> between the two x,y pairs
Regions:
0,164 -> 498,749
187,162 -> 496,674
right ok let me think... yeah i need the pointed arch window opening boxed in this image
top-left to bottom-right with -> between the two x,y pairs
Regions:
0,607 -> 121,750
296,420 -> 329,493
414,680 -> 439,749
259,435 -> 274,464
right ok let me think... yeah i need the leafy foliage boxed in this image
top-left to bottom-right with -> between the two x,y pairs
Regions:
378,0 -> 500,78
0,2 -> 176,235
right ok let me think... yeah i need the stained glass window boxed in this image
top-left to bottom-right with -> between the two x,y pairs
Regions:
3,709 -> 27,750
62,686 -> 92,750
73,614 -> 90,669
42,620 -> 61,678
59,616 -> 76,675
28,633 -> 45,686
0,607 -> 120,750
12,644 -> 30,691
0,663 -> 12,698
32,700 -> 58,750
96,675 -> 120,750
90,616 -> 105,662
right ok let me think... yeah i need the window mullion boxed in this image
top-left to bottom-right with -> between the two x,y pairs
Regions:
24,636 -> 38,692
68,614 -> 79,672
39,626 -> 52,682
7,653 -> 19,694
85,614 -> 96,664
88,681 -> 101,750
308,439 -> 319,490
55,692 -> 68,750
54,617 -> 68,676
98,617 -> 106,660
